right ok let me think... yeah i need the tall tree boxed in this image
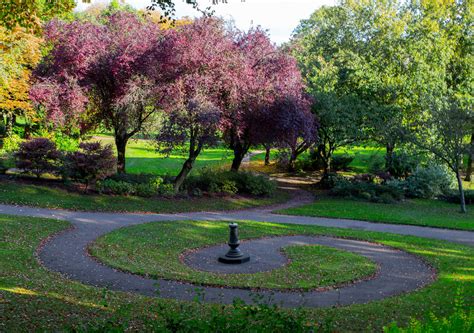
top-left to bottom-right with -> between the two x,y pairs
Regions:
222,28 -> 306,171
30,12 -> 174,173
0,26 -> 42,137
156,18 -> 232,191
414,97 -> 473,213
293,5 -> 367,176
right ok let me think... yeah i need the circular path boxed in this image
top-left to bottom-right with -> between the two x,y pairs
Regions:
0,189 -> 472,308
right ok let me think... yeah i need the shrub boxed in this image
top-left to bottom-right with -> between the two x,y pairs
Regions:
440,190 -> 474,205
0,152 -> 14,174
403,165 -> 454,199
97,179 -> 135,195
318,172 -> 346,189
1,133 -> 22,152
158,183 -> 175,197
368,154 -> 385,174
134,183 -> 157,197
65,142 -> 116,188
385,151 -> 418,179
220,180 -> 239,195
185,169 -> 276,197
331,154 -> 354,171
228,171 -> 276,196
331,179 -> 404,203
97,173 -> 165,197
14,138 -> 61,178
52,131 -> 80,151
275,149 -> 290,169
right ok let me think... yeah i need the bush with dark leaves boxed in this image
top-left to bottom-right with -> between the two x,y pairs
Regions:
65,142 -> 116,188
15,138 -> 61,178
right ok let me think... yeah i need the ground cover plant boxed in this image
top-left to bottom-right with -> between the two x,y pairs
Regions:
90,220 -> 377,290
1,215 -> 473,332
279,197 -> 474,231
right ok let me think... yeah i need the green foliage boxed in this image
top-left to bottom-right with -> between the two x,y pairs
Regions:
0,151 -> 14,174
386,152 -> 418,179
331,154 -> 354,171
52,131 -> 79,152
331,179 -> 404,204
97,179 -> 135,196
97,174 -> 167,197
440,190 -> 474,205
1,133 -> 22,152
398,165 -> 454,199
185,169 -> 276,196
384,289 -> 473,333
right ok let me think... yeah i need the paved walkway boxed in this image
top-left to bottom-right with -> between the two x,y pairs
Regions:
0,190 -> 472,308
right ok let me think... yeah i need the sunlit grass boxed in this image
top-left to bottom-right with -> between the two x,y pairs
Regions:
279,197 -> 474,231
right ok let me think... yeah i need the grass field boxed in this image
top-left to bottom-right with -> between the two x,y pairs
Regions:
279,197 -> 474,231
1,215 -> 472,331
90,220 -> 377,290
0,181 -> 288,213
93,136 -> 232,175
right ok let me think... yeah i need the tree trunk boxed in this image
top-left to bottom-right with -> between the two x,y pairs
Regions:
288,149 -> 298,172
5,113 -> 14,137
115,134 -> 128,174
174,156 -> 196,192
465,133 -> 473,181
456,169 -> 467,213
385,142 -> 395,170
264,146 -> 271,166
231,146 -> 247,172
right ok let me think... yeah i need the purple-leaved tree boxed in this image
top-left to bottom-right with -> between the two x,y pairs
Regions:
30,12 -> 175,173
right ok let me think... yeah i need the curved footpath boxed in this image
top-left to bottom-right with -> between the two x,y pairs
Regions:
0,190 -> 472,308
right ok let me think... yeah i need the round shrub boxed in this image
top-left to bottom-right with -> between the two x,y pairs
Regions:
65,142 -> 116,187
14,138 -> 61,178
331,154 -> 354,171
97,179 -> 135,195
403,165 -> 454,199
385,151 -> 418,179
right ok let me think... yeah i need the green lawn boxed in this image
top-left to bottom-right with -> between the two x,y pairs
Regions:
250,145 -> 385,174
279,197 -> 474,231
90,220 -> 376,290
93,135 -> 232,175
1,215 -> 473,331
0,181 -> 289,213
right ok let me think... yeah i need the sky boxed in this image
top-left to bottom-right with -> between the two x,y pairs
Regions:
75,0 -> 335,44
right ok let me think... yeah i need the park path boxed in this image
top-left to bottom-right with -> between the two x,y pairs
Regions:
0,187 -> 472,307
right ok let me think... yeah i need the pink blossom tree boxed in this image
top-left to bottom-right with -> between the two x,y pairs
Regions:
156,18 -> 235,191
30,12 -> 174,173
221,28 -> 312,171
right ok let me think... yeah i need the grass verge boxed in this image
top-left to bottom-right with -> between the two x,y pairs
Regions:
278,197 -> 474,231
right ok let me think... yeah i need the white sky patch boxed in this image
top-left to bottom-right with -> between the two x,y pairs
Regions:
75,0 -> 335,44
